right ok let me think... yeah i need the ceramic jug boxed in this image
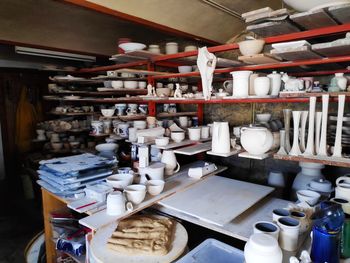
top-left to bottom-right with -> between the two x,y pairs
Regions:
211,122 -> 230,154
240,126 -> 273,156
267,71 -> 281,96
160,150 -> 180,176
230,71 -> 253,98
335,176 -> 350,200
329,73 -> 348,92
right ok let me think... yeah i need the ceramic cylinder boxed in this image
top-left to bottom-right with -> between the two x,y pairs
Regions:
277,216 -> 300,251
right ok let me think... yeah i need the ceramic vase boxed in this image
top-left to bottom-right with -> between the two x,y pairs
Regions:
292,162 -> 325,194
289,111 -> 302,156
319,94 -> 329,156
267,71 -> 281,96
277,129 -> 287,155
333,95 -> 346,158
240,127 -> 273,156
231,71 -> 253,98
315,112 -> 322,155
303,97 -> 316,156
254,77 -> 270,96
283,109 -> 292,153
211,122 -> 230,154
300,111 -> 308,152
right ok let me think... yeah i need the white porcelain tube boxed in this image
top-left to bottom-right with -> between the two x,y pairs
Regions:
333,95 -> 346,158
315,112 -> 322,155
300,111 -> 308,152
289,111 -> 302,156
283,109 -> 292,153
277,129 -> 287,155
318,94 -> 329,156
303,97 -> 316,156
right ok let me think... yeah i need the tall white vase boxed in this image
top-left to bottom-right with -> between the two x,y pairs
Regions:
303,97 -> 316,156
300,111 -> 308,152
333,95 -> 346,158
283,109 -> 292,153
277,129 -> 287,155
318,94 -> 329,156
267,71 -> 282,96
231,71 -> 253,98
211,122 -> 230,154
315,112 -> 322,155
289,111 -> 302,156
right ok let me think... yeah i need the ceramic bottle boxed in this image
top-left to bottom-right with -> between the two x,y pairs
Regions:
267,71 -> 281,96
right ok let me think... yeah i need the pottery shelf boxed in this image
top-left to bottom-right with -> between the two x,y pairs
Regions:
49,111 -> 96,116
118,114 -> 147,121
156,112 -> 197,118
278,92 -> 350,98
273,153 -> 350,168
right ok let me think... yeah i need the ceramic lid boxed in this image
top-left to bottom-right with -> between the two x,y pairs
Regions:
310,178 -> 332,192
248,233 -> 279,253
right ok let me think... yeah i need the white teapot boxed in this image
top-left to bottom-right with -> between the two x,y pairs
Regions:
160,150 -> 180,176
241,126 -> 273,155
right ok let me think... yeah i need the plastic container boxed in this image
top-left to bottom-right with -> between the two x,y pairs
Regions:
176,238 -> 244,263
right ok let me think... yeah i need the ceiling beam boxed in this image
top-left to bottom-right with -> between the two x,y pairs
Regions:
60,0 -> 221,45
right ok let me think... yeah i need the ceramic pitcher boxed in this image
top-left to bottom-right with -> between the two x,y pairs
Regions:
160,150 -> 180,176
211,122 -> 230,154
230,70 -> 253,98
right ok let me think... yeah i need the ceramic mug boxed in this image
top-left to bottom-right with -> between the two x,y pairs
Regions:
139,162 -> 165,182
201,126 -> 210,139
115,104 -> 127,116
126,104 -> 138,115
147,180 -> 165,196
179,116 -> 188,128
253,221 -> 280,240
118,123 -> 129,138
290,210 -> 309,233
277,216 -> 301,251
124,184 -> 146,205
106,191 -> 126,216
138,104 -> 148,114
272,208 -> 290,222
138,81 -> 147,89
188,127 -> 201,141
91,121 -> 103,135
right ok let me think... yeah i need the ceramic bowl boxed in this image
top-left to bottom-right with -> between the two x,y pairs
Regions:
156,87 -> 171,97
123,81 -> 138,89
178,66 -> 193,73
147,180 -> 165,195
297,189 -> 321,205
155,136 -> 170,147
238,39 -> 265,56
101,108 -> 115,117
51,142 -> 63,151
111,80 -> 123,89
106,173 -> 134,189
171,131 -> 185,143
309,178 -> 333,193
125,184 -> 147,205
256,113 -> 272,123
118,42 -> 146,52
95,143 -> 118,152
133,120 -> 147,130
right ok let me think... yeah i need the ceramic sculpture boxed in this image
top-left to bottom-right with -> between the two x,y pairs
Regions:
197,47 -> 217,100
303,97 -> 316,156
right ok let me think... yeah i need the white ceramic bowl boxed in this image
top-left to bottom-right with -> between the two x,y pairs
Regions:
125,184 -> 147,205
118,42 -> 146,52
171,131 -> 185,143
101,108 -> 115,117
256,113 -> 272,123
95,143 -> 118,152
147,180 -> 165,195
106,173 -> 134,189
155,137 -> 170,147
297,189 -> 321,205
133,120 -> 147,130
156,87 -> 171,97
178,66 -> 193,73
123,81 -> 138,89
111,80 -> 123,89
238,39 -> 265,56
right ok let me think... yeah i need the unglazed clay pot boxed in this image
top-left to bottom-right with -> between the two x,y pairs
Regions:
241,126 -> 273,155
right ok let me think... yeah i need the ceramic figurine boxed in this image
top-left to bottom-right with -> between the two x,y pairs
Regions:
173,83 -> 182,98
197,47 -> 217,100
329,73 -> 347,92
281,73 -> 305,92
147,84 -> 153,96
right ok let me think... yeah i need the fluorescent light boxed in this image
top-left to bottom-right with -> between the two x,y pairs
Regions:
15,46 -> 96,62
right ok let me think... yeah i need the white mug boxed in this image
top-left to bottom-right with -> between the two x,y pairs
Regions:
179,116 -> 188,128
277,216 -> 300,251
106,191 -> 126,216
124,184 -> 146,205
188,127 -> 201,141
201,126 -> 210,139
272,208 -> 290,222
118,123 -> 129,138
139,162 -> 165,183
253,221 -> 280,240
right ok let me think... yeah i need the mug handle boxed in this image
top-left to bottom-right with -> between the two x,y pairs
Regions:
223,80 -> 230,91
126,108 -> 131,113
174,162 -> 180,174
336,176 -> 350,186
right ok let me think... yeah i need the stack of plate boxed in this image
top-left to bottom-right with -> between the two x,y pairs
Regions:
327,114 -> 350,151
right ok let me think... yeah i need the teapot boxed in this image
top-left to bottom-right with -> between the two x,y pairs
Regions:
335,176 -> 350,200
160,150 -> 180,176
241,126 -> 273,155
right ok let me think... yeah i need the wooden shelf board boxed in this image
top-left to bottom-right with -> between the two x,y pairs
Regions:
279,92 -> 350,98
118,114 -> 147,121
49,111 -> 95,116
157,112 -> 197,118
273,153 -> 350,168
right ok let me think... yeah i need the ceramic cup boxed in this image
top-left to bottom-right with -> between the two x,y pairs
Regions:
139,162 -> 165,181
118,123 -> 129,138
126,104 -> 138,115
277,216 -> 301,251
147,180 -> 165,196
138,104 -> 148,114
106,174 -> 134,189
272,208 -> 290,222
124,184 -> 146,205
91,121 -> 103,135
290,210 -> 309,233
115,104 -> 127,116
201,126 -> 210,139
254,77 -> 270,96
188,127 -> 201,141
171,131 -> 185,143
128,127 -> 137,142
106,191 -> 126,216
179,116 -> 188,128
111,80 -> 123,89
163,104 -> 170,113
331,198 -> 350,215
155,136 -> 170,147
165,42 -> 178,54
133,120 -> 147,130
253,221 -> 280,240
138,81 -> 147,89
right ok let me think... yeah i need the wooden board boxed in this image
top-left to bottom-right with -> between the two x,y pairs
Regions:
158,176 -> 274,227
238,53 -> 282,64
118,114 -> 147,121
312,42 -> 350,57
157,112 -> 197,118
78,164 -> 227,230
247,21 -> 300,37
125,50 -> 163,59
90,219 -> 188,263
113,68 -> 169,76
174,142 -> 212,155
289,9 -> 338,30
109,54 -> 145,63
152,139 -> 196,150
271,46 -> 323,60
153,197 -> 289,242
328,3 -> 350,24
207,148 -> 242,157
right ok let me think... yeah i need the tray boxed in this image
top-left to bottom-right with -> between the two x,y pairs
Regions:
271,46 -> 323,60
174,142 -> 212,155
312,40 -> 350,57
238,53 -> 282,64
246,21 -> 300,37
289,9 -> 337,30
328,3 -> 350,24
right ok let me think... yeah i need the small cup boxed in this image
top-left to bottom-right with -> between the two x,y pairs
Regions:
106,191 -> 126,216
290,210 -> 308,233
147,180 -> 165,196
179,116 -> 188,128
272,208 -> 290,222
253,221 -> 280,240
155,136 -> 170,147
277,216 -> 301,251
124,184 -> 146,205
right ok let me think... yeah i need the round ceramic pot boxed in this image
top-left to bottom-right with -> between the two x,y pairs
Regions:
165,42 -> 178,54
254,77 -> 270,96
240,126 -> 273,155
